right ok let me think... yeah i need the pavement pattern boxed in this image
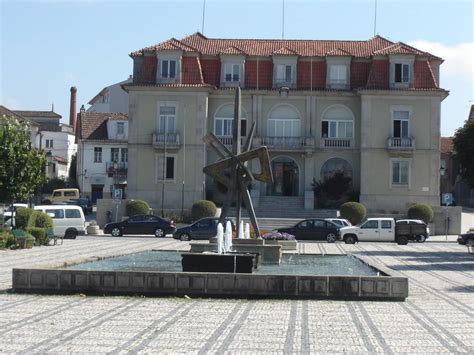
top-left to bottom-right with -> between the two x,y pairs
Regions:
0,235 -> 473,353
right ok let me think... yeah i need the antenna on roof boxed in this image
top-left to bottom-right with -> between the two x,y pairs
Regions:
201,0 -> 206,35
282,0 -> 285,39
51,103 -> 54,112
373,0 -> 378,36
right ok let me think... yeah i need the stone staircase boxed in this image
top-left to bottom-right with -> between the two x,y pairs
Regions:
227,196 -> 338,230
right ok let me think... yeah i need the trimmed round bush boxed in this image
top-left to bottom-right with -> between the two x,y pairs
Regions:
33,211 -> 53,228
340,202 -> 367,225
408,203 -> 433,223
15,208 -> 34,229
26,227 -> 47,246
126,200 -> 150,217
191,200 -> 217,221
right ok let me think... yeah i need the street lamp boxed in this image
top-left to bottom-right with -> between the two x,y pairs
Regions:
113,160 -> 118,194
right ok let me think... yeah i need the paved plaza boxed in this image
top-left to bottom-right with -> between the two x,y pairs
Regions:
0,236 -> 473,353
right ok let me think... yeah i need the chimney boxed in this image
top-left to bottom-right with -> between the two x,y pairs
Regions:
69,86 -> 77,132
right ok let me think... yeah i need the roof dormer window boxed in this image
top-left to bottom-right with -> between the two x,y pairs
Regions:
161,59 -> 177,79
394,63 -> 410,83
276,64 -> 293,85
389,55 -> 414,88
224,63 -> 240,83
156,52 -> 181,84
325,57 -> 351,90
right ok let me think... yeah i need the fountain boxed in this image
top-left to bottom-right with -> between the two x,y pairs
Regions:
11,88 -> 408,300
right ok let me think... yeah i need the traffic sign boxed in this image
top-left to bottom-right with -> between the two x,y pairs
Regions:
113,188 -> 122,201
442,193 -> 453,206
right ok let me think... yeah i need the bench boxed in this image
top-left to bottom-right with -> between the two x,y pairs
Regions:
47,228 -> 63,246
11,229 -> 25,240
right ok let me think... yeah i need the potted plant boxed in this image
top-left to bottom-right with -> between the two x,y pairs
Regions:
262,231 -> 297,250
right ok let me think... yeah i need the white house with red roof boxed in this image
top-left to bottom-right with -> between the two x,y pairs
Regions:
87,77 -> 132,114
123,32 -> 448,215
76,107 -> 128,202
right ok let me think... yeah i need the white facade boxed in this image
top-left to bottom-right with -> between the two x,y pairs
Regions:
87,77 -> 132,114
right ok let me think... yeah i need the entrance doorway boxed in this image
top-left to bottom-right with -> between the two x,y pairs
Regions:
91,185 -> 103,203
268,157 -> 299,196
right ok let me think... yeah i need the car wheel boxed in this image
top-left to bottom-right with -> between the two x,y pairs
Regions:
397,235 -> 409,245
180,233 -> 190,241
326,233 -> 337,243
111,227 -> 122,237
344,235 -> 356,244
416,234 -> 426,243
154,228 -> 165,238
65,229 -> 77,239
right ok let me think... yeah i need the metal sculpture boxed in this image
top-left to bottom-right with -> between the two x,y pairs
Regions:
203,87 -> 273,238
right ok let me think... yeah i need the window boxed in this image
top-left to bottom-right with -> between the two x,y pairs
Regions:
394,63 -> 410,83
117,122 -> 124,135
393,110 -> 409,138
322,121 -> 353,138
111,148 -> 119,163
361,220 -> 378,229
298,220 -> 313,229
214,104 -> 247,137
65,209 -> 81,219
159,106 -> 176,133
381,220 -> 392,229
392,160 -> 409,186
224,63 -> 240,82
64,191 -> 76,197
313,220 -> 326,228
53,191 -> 61,197
45,209 -> 64,219
276,64 -> 292,83
320,158 -> 352,181
157,155 -> 176,181
121,148 -> 128,163
267,105 -> 301,138
46,139 -> 53,148
329,65 -> 347,85
52,163 -> 56,173
94,147 -> 102,163
161,59 -> 177,78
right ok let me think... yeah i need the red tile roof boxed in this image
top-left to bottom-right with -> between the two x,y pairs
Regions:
14,110 -> 62,119
78,112 -> 127,140
272,47 -> 299,56
440,137 -> 454,154
326,48 -> 352,56
131,33 -> 439,60
219,46 -> 247,55
0,105 -> 39,125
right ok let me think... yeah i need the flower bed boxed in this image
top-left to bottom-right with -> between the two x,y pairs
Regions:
261,232 -> 296,241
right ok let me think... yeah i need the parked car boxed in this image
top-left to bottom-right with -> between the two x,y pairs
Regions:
340,218 -> 429,245
457,230 -> 474,246
65,198 -> 93,215
173,217 -> 235,241
395,219 -> 430,242
104,214 -> 176,237
275,218 -> 341,242
325,218 -> 351,227
43,188 -> 80,203
34,205 -> 86,239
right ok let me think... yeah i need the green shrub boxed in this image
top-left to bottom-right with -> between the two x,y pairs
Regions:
33,211 -> 53,228
191,200 -> 217,221
126,200 -> 150,217
0,231 -> 16,249
340,202 -> 367,225
26,227 -> 48,246
408,203 -> 434,223
15,208 -> 34,229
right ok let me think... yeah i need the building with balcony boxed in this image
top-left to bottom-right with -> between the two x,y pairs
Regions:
76,109 -> 128,202
123,33 -> 447,213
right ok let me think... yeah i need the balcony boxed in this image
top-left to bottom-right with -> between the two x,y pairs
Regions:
106,161 -> 128,175
152,132 -> 181,150
215,136 -> 245,148
257,136 -> 313,151
320,137 -> 353,149
387,137 -> 415,151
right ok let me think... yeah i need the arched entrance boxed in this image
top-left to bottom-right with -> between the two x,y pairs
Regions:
268,157 -> 299,196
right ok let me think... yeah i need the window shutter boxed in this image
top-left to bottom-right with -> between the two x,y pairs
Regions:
169,60 -> 176,78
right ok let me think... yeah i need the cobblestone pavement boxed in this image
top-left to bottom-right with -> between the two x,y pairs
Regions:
0,236 -> 473,353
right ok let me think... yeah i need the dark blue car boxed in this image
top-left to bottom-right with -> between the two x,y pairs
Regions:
276,218 -> 341,242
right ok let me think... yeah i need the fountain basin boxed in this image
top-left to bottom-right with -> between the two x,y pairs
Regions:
11,251 -> 408,300
189,243 -> 281,264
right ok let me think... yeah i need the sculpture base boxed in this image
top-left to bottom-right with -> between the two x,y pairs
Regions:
181,252 -> 258,273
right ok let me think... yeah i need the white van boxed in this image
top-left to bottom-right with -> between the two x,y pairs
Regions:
34,205 -> 86,239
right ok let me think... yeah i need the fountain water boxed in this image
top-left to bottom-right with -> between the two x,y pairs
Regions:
244,223 -> 250,239
224,220 -> 233,252
238,220 -> 244,239
216,222 -> 224,254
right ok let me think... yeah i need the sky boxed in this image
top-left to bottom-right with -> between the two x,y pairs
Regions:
1,0 -> 473,136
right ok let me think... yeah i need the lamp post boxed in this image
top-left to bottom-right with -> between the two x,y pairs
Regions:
113,160 -> 118,195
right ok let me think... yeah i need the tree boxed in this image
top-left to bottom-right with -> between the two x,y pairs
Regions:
311,171 -> 353,208
68,152 -> 78,187
0,115 -> 46,203
453,119 -> 474,188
